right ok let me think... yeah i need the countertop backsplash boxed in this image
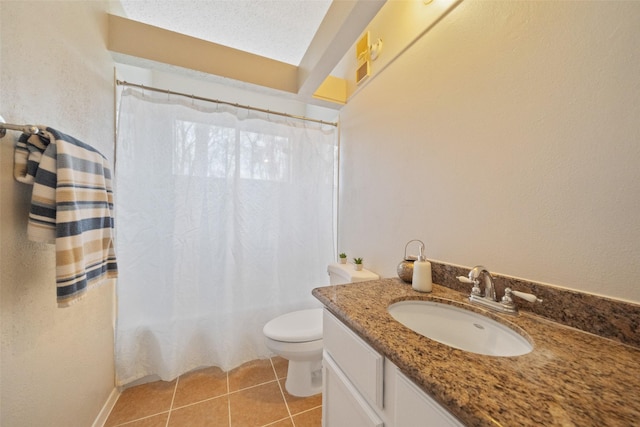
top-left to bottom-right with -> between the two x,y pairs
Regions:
431,261 -> 640,348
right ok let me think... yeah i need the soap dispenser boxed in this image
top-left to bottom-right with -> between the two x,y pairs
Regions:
412,244 -> 432,293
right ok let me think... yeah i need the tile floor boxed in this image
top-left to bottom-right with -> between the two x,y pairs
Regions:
105,357 -> 322,427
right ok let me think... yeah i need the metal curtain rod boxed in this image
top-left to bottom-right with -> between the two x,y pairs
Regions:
116,80 -> 338,128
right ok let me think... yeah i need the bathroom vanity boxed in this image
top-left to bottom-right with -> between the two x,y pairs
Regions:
323,308 -> 463,426
313,278 -> 640,427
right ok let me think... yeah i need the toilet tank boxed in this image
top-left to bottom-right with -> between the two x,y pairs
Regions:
327,263 -> 379,285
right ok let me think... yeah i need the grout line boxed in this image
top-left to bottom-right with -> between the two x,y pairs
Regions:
261,416 -> 295,427
294,405 -> 323,416
271,357 -> 294,425
229,378 -> 281,395
170,393 -> 229,411
113,411 -> 171,426
227,370 -> 232,427
165,375 -> 179,427
148,376 -> 283,422
289,405 -> 323,427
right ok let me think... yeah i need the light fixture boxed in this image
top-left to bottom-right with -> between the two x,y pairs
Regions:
355,32 -> 371,85
355,32 -> 384,85
370,38 -> 383,61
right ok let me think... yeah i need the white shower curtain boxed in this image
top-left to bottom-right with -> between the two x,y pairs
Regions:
115,88 -> 337,385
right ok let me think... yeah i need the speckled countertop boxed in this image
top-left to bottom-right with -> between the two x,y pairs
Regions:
313,278 -> 640,427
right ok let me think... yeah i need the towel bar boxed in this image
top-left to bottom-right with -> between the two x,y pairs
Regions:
0,115 -> 43,138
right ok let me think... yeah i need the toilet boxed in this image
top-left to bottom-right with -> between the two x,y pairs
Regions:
263,263 -> 379,396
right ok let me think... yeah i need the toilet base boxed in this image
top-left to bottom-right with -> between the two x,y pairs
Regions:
262,309 -> 324,397
285,359 -> 322,397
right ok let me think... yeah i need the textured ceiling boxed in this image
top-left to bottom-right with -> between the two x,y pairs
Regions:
118,0 -> 333,65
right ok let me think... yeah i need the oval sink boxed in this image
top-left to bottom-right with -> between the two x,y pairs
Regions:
388,300 -> 532,357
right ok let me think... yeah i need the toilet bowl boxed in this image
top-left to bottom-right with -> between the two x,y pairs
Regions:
263,263 -> 379,397
263,308 -> 324,397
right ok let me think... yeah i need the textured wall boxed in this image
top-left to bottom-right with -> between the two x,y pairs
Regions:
0,1 -> 116,426
338,1 -> 640,303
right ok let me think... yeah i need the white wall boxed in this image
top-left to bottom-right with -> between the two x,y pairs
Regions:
338,0 -> 640,303
0,2 -> 117,426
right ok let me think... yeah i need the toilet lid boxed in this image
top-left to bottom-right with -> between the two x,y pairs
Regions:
263,308 -> 323,343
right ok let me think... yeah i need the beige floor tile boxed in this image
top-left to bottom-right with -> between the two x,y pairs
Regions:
106,358 -> 321,426
272,356 -> 289,379
279,379 -> 322,416
291,407 -> 322,427
113,413 -> 169,427
228,358 -> 277,391
229,381 -> 289,426
167,396 -> 230,427
173,366 -> 228,408
105,380 -> 176,426
265,418 -> 295,427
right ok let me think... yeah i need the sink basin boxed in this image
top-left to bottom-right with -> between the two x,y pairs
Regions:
388,300 -> 532,356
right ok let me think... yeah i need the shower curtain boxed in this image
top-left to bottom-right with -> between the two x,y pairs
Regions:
115,88 -> 337,385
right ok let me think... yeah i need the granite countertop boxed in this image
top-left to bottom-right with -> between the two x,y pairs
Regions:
312,278 -> 640,427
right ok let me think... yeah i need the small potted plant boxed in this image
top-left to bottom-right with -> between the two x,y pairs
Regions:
339,252 -> 347,264
353,257 -> 363,271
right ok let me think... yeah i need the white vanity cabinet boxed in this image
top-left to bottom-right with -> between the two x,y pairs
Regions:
322,307 -> 386,427
393,367 -> 465,427
323,354 -> 384,427
322,309 -> 465,427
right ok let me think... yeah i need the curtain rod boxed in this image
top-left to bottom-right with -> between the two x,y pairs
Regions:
116,80 -> 338,128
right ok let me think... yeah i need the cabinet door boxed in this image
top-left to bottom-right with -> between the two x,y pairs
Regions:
323,352 -> 384,427
323,309 -> 384,409
395,372 -> 464,427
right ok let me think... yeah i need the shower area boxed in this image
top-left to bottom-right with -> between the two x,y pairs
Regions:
114,84 -> 338,386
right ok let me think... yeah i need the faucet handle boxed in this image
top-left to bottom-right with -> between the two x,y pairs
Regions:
512,290 -> 543,304
503,288 -> 542,304
457,276 -> 482,296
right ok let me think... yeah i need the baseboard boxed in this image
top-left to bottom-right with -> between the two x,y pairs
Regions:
92,387 -> 120,427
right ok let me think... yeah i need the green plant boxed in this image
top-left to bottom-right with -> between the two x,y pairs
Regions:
339,252 -> 347,259
353,257 -> 363,264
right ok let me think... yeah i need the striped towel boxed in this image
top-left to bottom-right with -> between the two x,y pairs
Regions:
14,128 -> 118,306
13,132 -> 49,184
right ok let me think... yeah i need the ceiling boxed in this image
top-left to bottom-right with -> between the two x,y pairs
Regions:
117,0 -> 333,66
109,0 -> 386,107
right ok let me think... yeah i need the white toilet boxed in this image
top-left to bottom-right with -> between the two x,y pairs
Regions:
263,263 -> 379,396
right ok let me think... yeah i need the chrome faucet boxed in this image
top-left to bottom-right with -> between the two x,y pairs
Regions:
457,265 -> 542,315
467,265 -> 497,301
